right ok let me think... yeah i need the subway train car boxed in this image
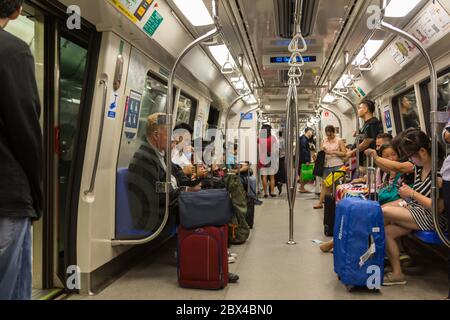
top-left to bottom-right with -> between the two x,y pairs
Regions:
1,0 -> 450,301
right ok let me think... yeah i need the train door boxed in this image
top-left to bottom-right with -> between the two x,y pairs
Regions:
4,1 -> 100,298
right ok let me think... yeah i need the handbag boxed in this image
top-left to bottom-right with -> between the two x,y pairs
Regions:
378,173 -> 402,205
179,189 -> 233,229
300,164 -> 315,182
323,166 -> 348,188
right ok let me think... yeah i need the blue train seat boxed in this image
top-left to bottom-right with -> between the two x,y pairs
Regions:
116,167 -> 153,239
413,230 -> 448,245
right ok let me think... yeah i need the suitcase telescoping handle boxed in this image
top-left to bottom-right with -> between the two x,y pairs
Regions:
366,155 -> 378,201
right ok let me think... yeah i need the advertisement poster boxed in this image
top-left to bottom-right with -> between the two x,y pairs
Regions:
384,106 -> 393,134
108,0 -> 163,37
124,90 -> 143,141
389,1 -> 450,67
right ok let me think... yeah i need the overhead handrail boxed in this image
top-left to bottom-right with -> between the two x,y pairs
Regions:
83,79 -> 108,201
289,51 -> 305,67
318,105 -> 343,138
358,47 -> 374,71
112,0 -> 223,246
288,66 -> 303,78
376,20 -> 450,248
221,52 -> 235,74
288,77 -> 301,87
288,32 -> 308,53
224,92 -> 252,140
333,86 -> 349,95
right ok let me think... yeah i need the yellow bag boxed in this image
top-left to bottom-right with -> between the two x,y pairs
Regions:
323,166 -> 348,188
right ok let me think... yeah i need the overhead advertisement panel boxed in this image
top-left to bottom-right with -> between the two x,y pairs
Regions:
107,0 -> 164,37
388,1 -> 450,67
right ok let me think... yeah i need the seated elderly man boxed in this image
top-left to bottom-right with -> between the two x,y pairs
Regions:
128,113 -> 239,283
128,113 -> 200,232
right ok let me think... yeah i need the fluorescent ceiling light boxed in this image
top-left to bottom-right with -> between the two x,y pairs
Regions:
208,45 -> 236,69
352,40 -> 384,66
322,94 -> 336,104
173,0 -> 214,26
383,0 -> 421,18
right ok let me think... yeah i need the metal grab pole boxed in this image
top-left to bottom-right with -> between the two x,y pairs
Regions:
285,84 -> 300,245
225,94 -> 251,137
237,105 -> 259,178
335,92 -> 361,176
319,105 -> 343,138
378,21 -> 450,248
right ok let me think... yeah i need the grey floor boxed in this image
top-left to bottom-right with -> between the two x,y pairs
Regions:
71,191 -> 449,300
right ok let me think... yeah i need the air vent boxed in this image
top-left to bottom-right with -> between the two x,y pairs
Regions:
274,0 -> 320,38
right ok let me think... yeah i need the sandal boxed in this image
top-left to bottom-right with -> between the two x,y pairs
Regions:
382,272 -> 407,286
313,204 -> 323,209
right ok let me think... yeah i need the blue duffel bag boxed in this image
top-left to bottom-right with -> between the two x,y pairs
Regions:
334,197 -> 385,289
179,189 -> 233,229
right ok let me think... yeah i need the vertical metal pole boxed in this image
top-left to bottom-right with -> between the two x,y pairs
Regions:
319,105 -> 343,138
285,84 -> 299,245
335,93 -> 360,176
165,27 -> 221,234
378,21 -> 449,247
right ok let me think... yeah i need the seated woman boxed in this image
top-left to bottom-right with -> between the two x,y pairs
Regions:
314,125 -> 347,209
319,141 -> 406,253
366,130 -> 446,286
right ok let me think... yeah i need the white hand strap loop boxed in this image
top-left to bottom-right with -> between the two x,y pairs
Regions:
288,33 -> 307,53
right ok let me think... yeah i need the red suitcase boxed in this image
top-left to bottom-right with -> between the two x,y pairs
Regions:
177,225 -> 229,290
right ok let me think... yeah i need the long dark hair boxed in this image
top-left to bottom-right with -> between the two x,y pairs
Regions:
399,129 -> 444,167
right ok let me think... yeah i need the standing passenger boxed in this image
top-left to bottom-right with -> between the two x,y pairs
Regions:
258,124 -> 278,198
0,0 -> 44,300
346,99 -> 383,167
298,127 -> 314,193
313,126 -> 346,209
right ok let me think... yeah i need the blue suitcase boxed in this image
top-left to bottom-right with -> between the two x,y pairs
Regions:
334,198 -> 385,290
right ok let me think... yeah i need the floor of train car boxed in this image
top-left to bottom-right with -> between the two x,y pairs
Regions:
70,190 -> 449,300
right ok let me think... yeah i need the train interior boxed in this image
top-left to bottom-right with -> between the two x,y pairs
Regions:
5,0 -> 450,300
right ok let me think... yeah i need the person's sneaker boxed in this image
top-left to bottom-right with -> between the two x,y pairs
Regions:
228,256 -> 236,264
228,273 -> 239,283
229,252 -> 238,258
254,199 -> 263,206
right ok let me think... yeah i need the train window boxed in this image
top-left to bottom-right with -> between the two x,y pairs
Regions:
393,90 -> 421,132
137,74 -> 169,140
420,67 -> 450,137
176,92 -> 197,127
207,106 -> 220,130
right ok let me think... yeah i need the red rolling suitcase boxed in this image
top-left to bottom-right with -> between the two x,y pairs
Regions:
177,225 -> 229,290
